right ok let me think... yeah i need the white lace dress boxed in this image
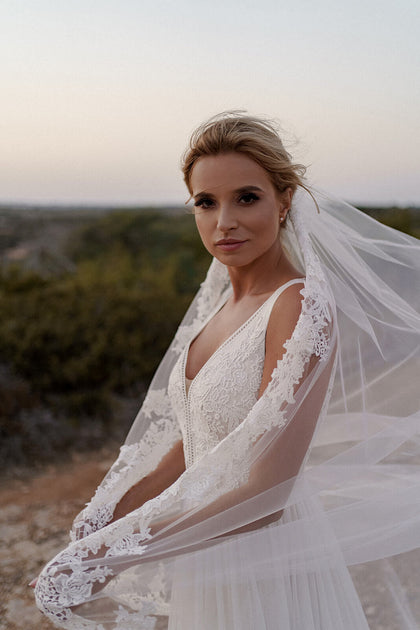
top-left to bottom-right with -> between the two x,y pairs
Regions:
164,277 -> 369,630
168,278 -> 306,470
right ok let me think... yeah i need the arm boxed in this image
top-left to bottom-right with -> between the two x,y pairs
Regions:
70,388 -> 183,540
110,439 -> 185,523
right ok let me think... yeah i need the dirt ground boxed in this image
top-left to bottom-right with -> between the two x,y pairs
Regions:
1,449 -> 419,630
0,447 -> 119,630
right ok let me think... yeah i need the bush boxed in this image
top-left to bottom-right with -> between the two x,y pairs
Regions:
0,210 -> 210,468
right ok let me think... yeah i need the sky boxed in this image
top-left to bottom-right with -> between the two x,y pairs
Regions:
1,0 -> 420,206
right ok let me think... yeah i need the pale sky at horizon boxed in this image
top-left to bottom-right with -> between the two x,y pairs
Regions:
1,0 -> 420,206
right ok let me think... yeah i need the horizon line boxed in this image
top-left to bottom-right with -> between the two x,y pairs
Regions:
1,200 -> 419,211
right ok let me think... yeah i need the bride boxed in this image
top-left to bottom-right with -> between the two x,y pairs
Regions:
34,112 -> 420,629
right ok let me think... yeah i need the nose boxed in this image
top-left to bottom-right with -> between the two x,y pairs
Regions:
216,203 -> 238,232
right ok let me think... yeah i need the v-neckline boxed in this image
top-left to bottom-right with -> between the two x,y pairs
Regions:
182,277 -> 306,396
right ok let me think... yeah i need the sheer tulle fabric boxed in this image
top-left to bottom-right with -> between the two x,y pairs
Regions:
35,189 -> 420,629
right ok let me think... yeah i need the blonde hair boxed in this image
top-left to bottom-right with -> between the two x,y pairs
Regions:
182,111 -> 308,201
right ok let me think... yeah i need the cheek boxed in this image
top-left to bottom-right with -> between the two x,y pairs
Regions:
253,208 -> 280,237
195,215 -> 213,247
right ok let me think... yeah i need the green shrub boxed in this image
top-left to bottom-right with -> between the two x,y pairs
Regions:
0,210 -> 210,467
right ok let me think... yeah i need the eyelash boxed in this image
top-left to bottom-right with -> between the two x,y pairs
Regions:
240,192 -> 259,205
194,192 -> 260,210
194,198 -> 214,210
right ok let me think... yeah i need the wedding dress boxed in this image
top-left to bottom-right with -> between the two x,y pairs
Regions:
168,277 -> 307,469
35,188 -> 420,629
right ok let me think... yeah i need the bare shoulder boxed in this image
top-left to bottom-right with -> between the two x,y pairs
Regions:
258,280 -> 305,397
268,280 -> 305,341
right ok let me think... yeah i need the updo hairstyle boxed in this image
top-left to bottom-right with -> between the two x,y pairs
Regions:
182,112 -> 308,218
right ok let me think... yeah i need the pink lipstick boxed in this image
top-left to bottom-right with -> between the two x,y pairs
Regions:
215,239 -> 247,252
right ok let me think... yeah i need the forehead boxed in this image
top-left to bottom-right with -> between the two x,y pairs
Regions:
190,153 -> 273,194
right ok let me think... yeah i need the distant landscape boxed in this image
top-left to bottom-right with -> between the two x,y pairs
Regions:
1,204 -> 419,471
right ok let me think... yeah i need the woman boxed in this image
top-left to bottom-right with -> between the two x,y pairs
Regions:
35,113 -> 420,629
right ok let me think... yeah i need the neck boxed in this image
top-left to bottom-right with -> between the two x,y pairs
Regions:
226,241 -> 300,301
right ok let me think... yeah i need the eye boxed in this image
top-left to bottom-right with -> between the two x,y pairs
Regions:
238,192 -> 259,205
194,197 -> 215,211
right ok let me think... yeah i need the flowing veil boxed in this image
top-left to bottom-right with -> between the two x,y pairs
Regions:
35,188 -> 420,630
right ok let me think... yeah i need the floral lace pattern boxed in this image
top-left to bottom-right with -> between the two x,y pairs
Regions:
70,402 -> 182,542
168,279 -> 307,469
171,259 -> 230,355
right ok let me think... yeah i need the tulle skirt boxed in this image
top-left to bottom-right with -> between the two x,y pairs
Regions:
168,499 -> 370,630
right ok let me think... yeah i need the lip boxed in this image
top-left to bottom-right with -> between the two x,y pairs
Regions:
215,239 -> 247,252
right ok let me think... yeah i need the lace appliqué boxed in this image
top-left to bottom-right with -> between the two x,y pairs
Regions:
141,388 -> 173,419
171,259 -> 230,355
71,393 -> 181,542
35,547 -> 114,629
115,605 -> 156,630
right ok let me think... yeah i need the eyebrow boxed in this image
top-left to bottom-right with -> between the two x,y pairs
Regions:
193,185 -> 264,199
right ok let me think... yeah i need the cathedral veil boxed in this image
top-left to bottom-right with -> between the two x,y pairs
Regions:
35,188 -> 420,630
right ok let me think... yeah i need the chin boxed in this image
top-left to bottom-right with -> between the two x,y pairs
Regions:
213,254 -> 255,267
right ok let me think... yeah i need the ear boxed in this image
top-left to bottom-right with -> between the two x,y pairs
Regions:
279,187 -> 293,221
